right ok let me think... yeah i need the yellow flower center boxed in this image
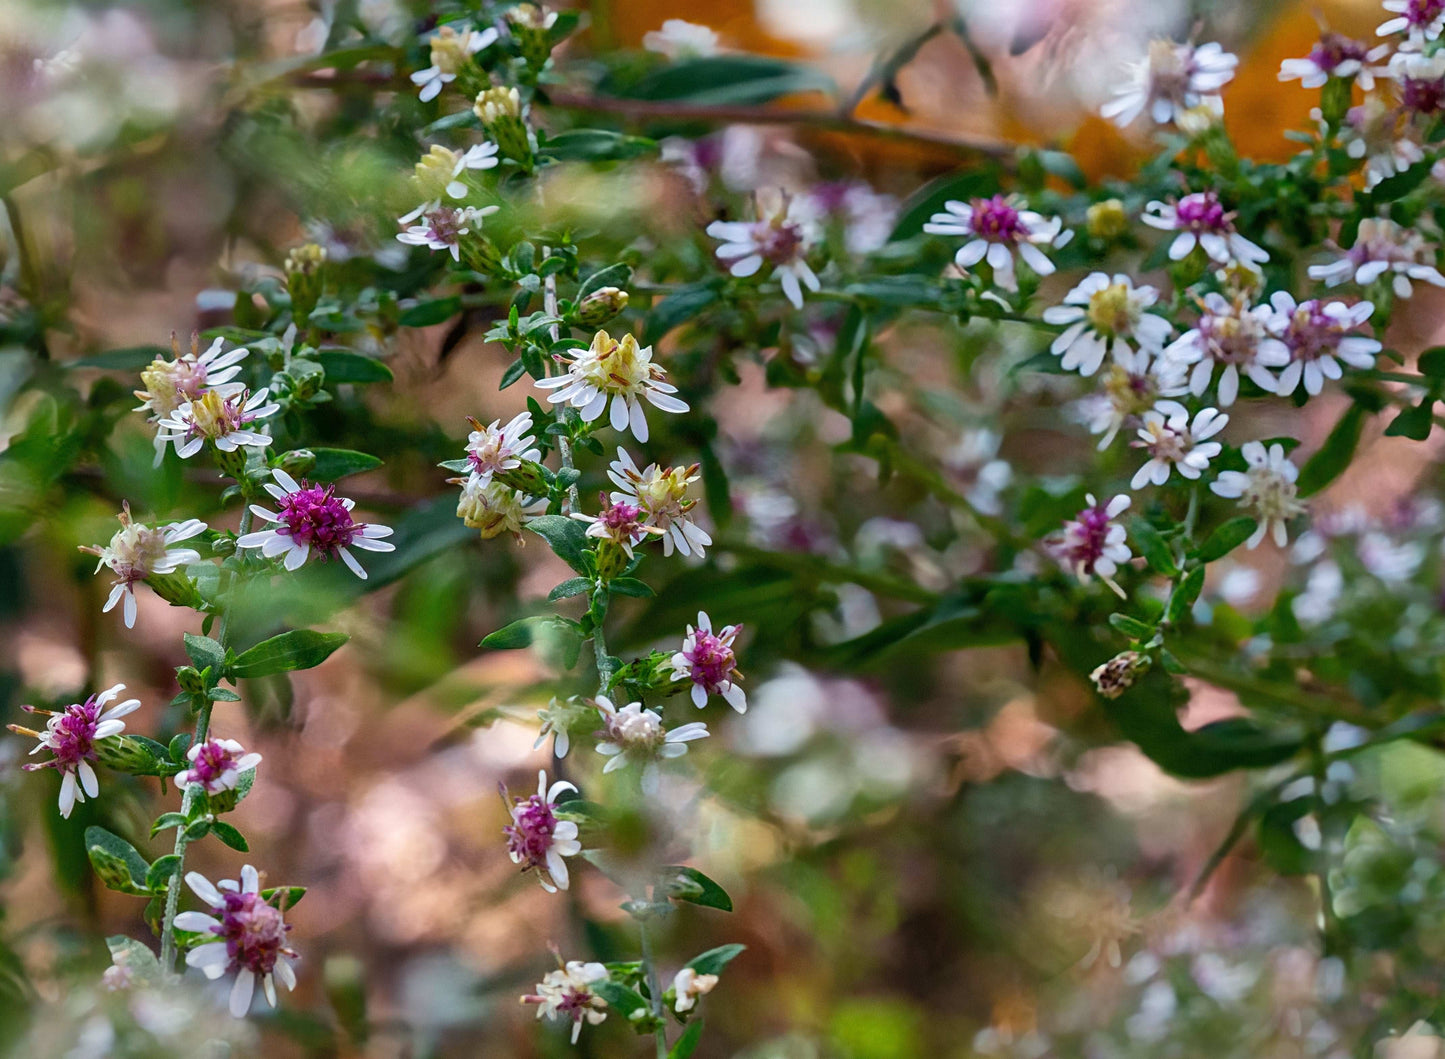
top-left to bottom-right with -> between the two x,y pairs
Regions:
1085,283 -> 1135,336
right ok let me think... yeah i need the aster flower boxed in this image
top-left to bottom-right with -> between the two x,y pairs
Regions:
175,737 -> 261,796
1379,0 -> 1445,40
396,204 -> 498,261
1130,401 -> 1229,490
464,411 -> 540,487
1142,192 -> 1269,267
922,194 -> 1065,293
1210,441 -> 1305,549
1337,95 -> 1424,188
1308,218 -> 1445,297
1049,494 -> 1132,597
1076,347 -> 1190,450
607,447 -> 712,558
502,769 -> 582,893
669,611 -> 746,712
411,23 -> 498,102
643,19 -> 720,59
1264,293 -> 1381,396
399,143 -> 501,223
9,684 -> 140,817
454,474 -> 546,541
154,387 -> 278,460
706,192 -> 821,309
1279,33 -> 1388,89
571,494 -> 665,558
236,469 -> 394,579
134,332 -> 248,422
672,967 -> 719,1013
534,696 -> 593,758
521,958 -> 609,1043
1041,273 -> 1172,376
1163,293 -> 1288,406
534,329 -> 689,442
592,695 -> 709,794
80,502 -> 207,628
1100,39 -> 1238,128
1388,48 -> 1445,114
176,865 -> 298,1018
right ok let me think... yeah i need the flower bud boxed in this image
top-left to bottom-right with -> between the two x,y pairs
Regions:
284,243 -> 327,323
278,448 -> 317,477
94,734 -> 172,776
461,233 -> 506,276
593,539 -> 630,582
145,570 -> 207,608
496,459 -> 551,497
507,4 -> 559,70
573,286 -> 629,328
1086,198 -> 1129,241
474,87 -> 532,166
1090,650 -> 1150,699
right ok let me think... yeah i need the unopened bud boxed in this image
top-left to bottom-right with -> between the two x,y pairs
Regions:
593,539 -> 629,582
1086,199 -> 1129,241
278,448 -> 317,476
496,460 -> 551,497
285,244 -> 327,326
461,233 -> 506,276
507,4 -> 560,70
573,286 -> 629,328
474,87 -> 532,166
95,734 -> 172,776
1090,650 -> 1150,699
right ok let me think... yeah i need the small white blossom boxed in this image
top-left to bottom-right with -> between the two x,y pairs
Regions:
396,204 -> 498,261
672,967 -> 719,1013
593,695 -> 709,794
454,474 -> 546,541
1163,293 -> 1287,406
534,329 -> 688,442
175,737 -> 262,795
1308,218 -> 1445,298
1264,292 -> 1381,396
1279,33 -> 1388,89
1075,347 -> 1190,450
503,769 -> 582,893
1210,441 -> 1306,548
1049,494 -> 1133,597
669,611 -> 746,712
1379,0 -> 1445,41
522,959 -> 608,1042
643,19 -> 719,59
410,24 -> 497,102
1337,94 -> 1424,188
464,410 -> 540,486
706,191 -> 821,309
237,469 -> 395,579
154,387 -> 278,459
1388,48 -> 1445,113
1042,273 -> 1171,376
399,143 -> 501,223
923,193 -> 1065,293
1142,191 -> 1268,267
534,696 -> 592,758
608,447 -> 712,558
11,684 -> 141,818
1130,401 -> 1228,489
1101,40 -> 1238,128
176,865 -> 299,1018
134,333 -> 248,422
80,502 -> 207,628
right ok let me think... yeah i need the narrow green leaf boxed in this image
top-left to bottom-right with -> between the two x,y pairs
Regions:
613,55 -> 835,106
578,263 -> 633,302
669,1021 -> 705,1059
1417,347 -> 1445,378
662,866 -> 733,911
1167,567 -> 1206,625
1298,405 -> 1366,496
548,577 -> 593,601
315,350 -> 393,383
607,577 -> 654,598
261,886 -> 307,910
686,944 -> 746,976
398,297 -> 462,328
644,280 -> 721,341
66,345 -> 167,371
145,855 -> 181,894
85,826 -> 151,896
230,630 -> 348,679
211,822 -> 250,852
306,448 -> 383,481
593,981 -> 649,1016
182,633 -> 226,673
1129,518 -> 1179,576
1384,399 -> 1434,441
526,514 -> 591,573
1108,613 -> 1154,639
150,812 -> 187,837
1196,517 -> 1259,563
105,936 -> 163,984
540,129 -> 657,161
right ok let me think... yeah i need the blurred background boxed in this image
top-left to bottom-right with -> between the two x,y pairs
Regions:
5,0 -> 1445,1056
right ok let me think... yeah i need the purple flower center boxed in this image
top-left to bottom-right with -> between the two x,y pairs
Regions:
756,218 -> 804,265
214,891 -> 290,976
278,482 -> 358,554
1060,505 -> 1112,572
504,794 -> 557,869
970,195 -> 1026,242
42,697 -> 104,769
1283,302 -> 1347,362
1174,192 -> 1230,233
188,740 -> 241,787
685,629 -> 737,690
1198,309 -> 1262,364
1402,74 -> 1445,114
1308,33 -> 1368,72
1406,0 -> 1445,28
423,207 -> 467,245
557,989 -> 595,1019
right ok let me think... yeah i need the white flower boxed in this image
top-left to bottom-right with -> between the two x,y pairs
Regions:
1264,292 -> 1381,396
154,387 -> 278,459
669,611 -> 746,712
571,494 -> 666,557
1337,94 -> 1424,188
642,19 -> 719,59
12,684 -> 141,818
672,967 -> 719,1013
534,696 -> 592,758
464,410 -> 540,486
454,474 -> 546,540
1130,401 -> 1228,489
134,333 -> 248,421
922,193 -> 1065,293
237,469 -> 395,579
1358,531 -> 1426,582
522,959 -> 608,1043
410,24 -> 497,102
1210,442 -> 1306,548
1293,559 -> 1343,624
1388,48 -> 1445,113
1308,218 -> 1445,298
1279,34 -> 1388,89
1379,0 -> 1445,40
1050,494 -> 1133,596
176,865 -> 298,1018
503,769 -> 582,893
399,143 -> 501,222
80,502 -> 207,628
1041,273 -> 1171,376
608,447 -> 712,558
706,191 -> 821,309
1163,293 -> 1287,406
593,695 -> 709,794
1075,346 -> 1190,450
534,329 -> 688,442
1101,39 -> 1238,128
175,737 -> 261,795
794,181 -> 900,256
1142,191 -> 1268,267
396,204 -> 498,261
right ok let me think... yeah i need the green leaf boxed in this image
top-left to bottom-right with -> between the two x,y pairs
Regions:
261,886 -> 306,910
399,297 -> 462,328
890,169 -> 999,240
1298,405 -> 1366,496
150,813 -> 188,837
1418,346 -> 1445,378
661,866 -> 733,911
66,345 -> 167,371
526,514 -> 591,573
1108,613 -> 1154,639
670,1021 -> 705,1059
1166,567 -> 1205,626
211,821 -> 249,852
548,577 -> 593,601
540,129 -> 657,162
1196,517 -> 1259,562
613,55 -> 835,106
230,630 -> 348,678
85,826 -> 151,896
1384,399 -> 1434,441
644,279 -> 721,340
578,263 -> 633,302
686,944 -> 746,976
168,733 -> 192,764
105,936 -> 163,985
306,448 -> 383,481
480,614 -> 581,650
145,854 -> 181,894
315,350 -> 394,383
607,577 -> 654,598
1128,518 -> 1178,576
1368,158 -> 1432,203
182,633 -> 226,673
593,981 -> 649,1017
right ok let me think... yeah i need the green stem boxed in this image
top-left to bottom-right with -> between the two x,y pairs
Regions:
1309,728 -> 1340,953
542,249 -> 580,514
158,503 -> 252,974
638,912 -> 668,1059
